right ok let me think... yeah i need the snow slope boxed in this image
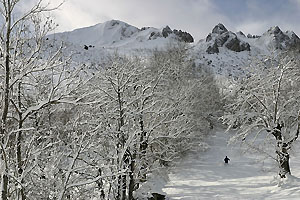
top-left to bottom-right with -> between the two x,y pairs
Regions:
46,20 -> 300,81
162,128 -> 300,199
46,20 -> 191,64
49,20 -> 184,50
51,20 -> 140,47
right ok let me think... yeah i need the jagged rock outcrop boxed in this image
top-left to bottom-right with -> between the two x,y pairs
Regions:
288,32 -> 300,46
149,31 -> 162,40
225,35 -> 250,52
161,26 -> 194,43
206,42 -> 219,54
267,26 -> 289,49
212,23 -> 228,35
162,26 -> 173,38
215,32 -> 230,47
173,29 -> 194,43
247,34 -> 260,38
206,33 -> 213,42
108,20 -> 139,39
260,26 -> 300,50
206,23 -> 251,54
141,27 -> 151,31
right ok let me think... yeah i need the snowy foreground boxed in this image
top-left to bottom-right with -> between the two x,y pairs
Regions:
162,129 -> 300,200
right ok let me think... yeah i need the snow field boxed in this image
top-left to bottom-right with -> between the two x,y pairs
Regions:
162,129 -> 300,199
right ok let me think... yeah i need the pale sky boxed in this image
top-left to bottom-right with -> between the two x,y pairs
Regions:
36,0 -> 300,41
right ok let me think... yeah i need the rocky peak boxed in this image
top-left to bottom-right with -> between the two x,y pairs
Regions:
267,26 -> 282,35
103,20 -> 132,29
265,26 -> 289,42
162,26 -> 173,38
286,31 -> 300,43
262,26 -> 300,50
212,23 -> 228,35
247,34 -> 260,38
109,20 -> 121,27
206,23 -> 250,54
161,25 -> 194,43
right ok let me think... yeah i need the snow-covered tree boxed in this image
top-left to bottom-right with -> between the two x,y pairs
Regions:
0,1 -> 88,199
75,44 -> 222,199
223,52 -> 300,178
148,43 -> 221,156
74,55 -> 155,199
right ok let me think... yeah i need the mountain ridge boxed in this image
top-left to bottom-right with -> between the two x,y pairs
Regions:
47,20 -> 300,81
50,19 -> 300,51
50,19 -> 194,48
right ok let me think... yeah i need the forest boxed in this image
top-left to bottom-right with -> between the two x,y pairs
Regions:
1,0 -> 300,200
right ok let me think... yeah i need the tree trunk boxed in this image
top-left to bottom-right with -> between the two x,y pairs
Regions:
272,124 -> 291,178
17,82 -> 26,200
121,174 -> 126,200
1,173 -> 8,200
279,154 -> 290,178
139,116 -> 148,183
128,154 -> 135,200
16,129 -> 26,200
1,1 -> 12,197
121,150 -> 131,200
276,143 -> 291,178
116,88 -> 127,200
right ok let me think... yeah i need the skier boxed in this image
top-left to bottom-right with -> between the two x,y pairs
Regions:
224,156 -> 230,164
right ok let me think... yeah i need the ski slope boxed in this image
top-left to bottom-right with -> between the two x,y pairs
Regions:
162,129 -> 300,200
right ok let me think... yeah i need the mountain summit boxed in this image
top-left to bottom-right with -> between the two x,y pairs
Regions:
47,20 -> 300,79
258,26 -> 300,50
205,23 -> 250,54
212,23 -> 228,35
51,20 -> 194,48
50,20 -> 299,53
52,20 -> 140,46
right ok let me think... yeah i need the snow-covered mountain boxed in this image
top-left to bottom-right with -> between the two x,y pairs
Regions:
56,20 -> 140,47
47,20 -> 195,64
47,20 -> 300,79
50,20 -> 193,49
194,23 -> 300,83
200,23 -> 300,55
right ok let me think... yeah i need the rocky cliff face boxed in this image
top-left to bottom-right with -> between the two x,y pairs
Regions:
205,24 -> 250,54
211,23 -> 228,35
258,26 -> 300,50
161,26 -> 194,43
204,24 -> 300,54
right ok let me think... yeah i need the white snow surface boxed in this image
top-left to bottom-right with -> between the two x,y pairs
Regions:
49,20 -> 177,51
162,128 -> 300,200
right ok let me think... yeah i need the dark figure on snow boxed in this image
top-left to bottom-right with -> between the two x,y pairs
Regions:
224,156 -> 230,164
